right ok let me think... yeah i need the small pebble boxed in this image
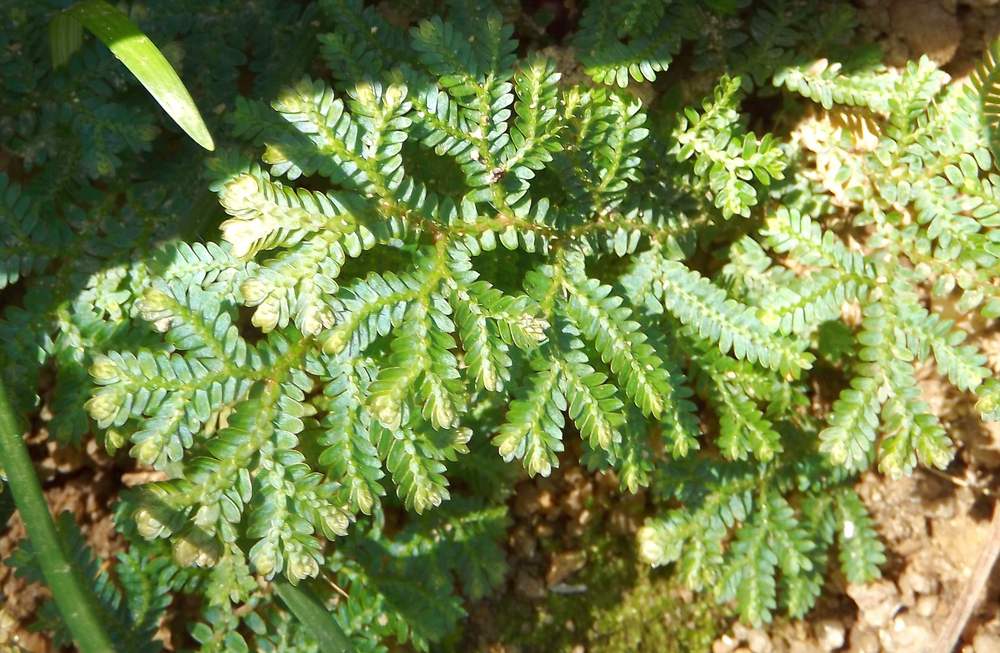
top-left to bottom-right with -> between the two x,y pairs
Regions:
974,632 -> 1000,653
747,628 -> 772,653
848,625 -> 880,653
915,594 -> 938,618
814,619 -> 846,652
879,614 -> 932,652
899,566 -> 938,598
847,580 -> 903,628
713,634 -> 738,653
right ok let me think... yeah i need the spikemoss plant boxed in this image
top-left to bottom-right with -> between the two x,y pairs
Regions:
3,0 -> 1000,650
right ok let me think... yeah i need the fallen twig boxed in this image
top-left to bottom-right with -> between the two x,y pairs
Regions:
932,499 -> 1000,653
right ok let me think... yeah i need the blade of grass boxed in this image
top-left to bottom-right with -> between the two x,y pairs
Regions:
49,11 -> 84,68
61,0 -> 215,151
0,375 -> 117,653
274,579 -> 354,652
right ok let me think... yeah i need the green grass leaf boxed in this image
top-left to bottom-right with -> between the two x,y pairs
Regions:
274,580 -> 354,652
60,0 -> 215,150
49,12 -> 84,68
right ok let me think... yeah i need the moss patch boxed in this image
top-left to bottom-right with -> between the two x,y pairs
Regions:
455,532 -> 723,652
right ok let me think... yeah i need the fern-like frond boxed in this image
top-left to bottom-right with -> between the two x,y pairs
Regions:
637,251 -> 813,375
673,76 -> 787,218
561,253 -> 678,418
493,355 -> 565,478
573,0 -> 689,87
774,59 -> 893,112
0,175 -> 55,289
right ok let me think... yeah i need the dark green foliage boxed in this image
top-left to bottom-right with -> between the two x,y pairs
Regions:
0,0 -> 320,443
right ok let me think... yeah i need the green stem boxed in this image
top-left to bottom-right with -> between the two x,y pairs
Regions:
0,375 -> 117,653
